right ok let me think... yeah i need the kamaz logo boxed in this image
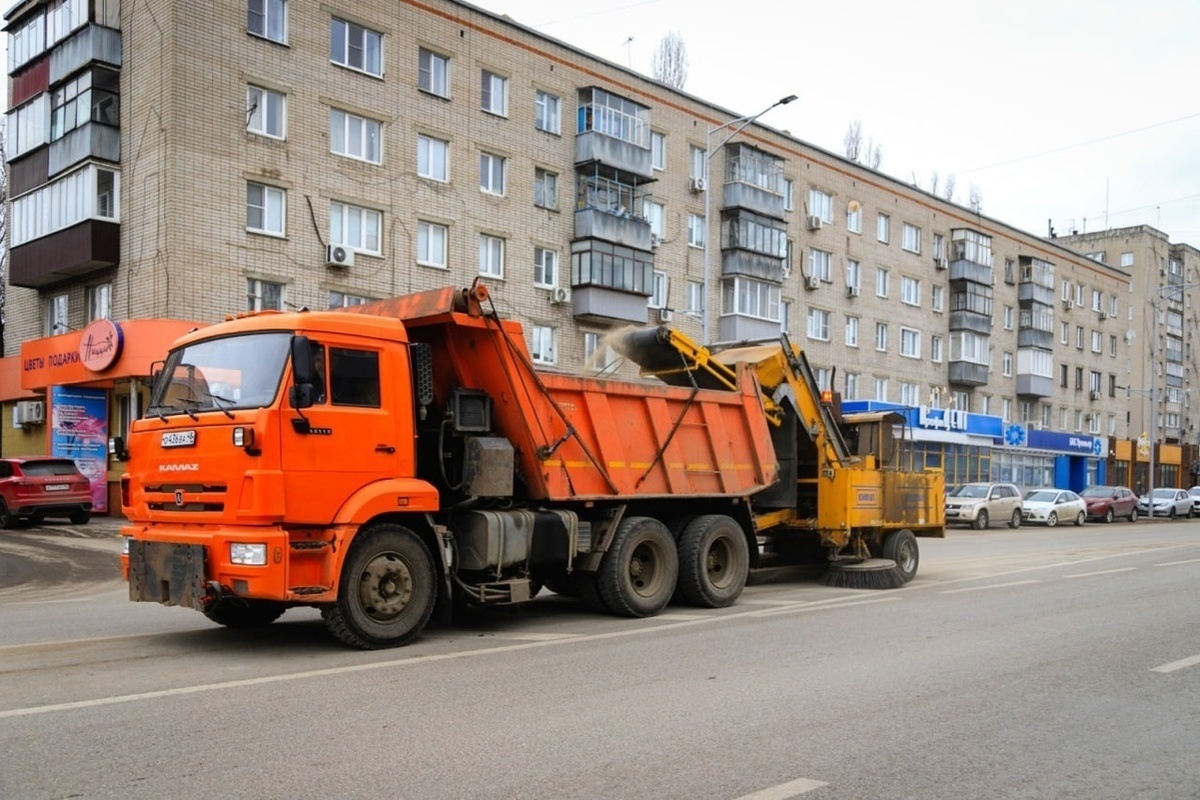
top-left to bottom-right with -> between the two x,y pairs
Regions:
159,463 -> 199,472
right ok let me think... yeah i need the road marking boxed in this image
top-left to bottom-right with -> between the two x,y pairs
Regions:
476,632 -> 581,642
1064,567 -> 1136,579
650,613 -> 711,621
733,777 -> 828,799
1153,558 -> 1200,567
939,580 -> 1039,594
747,595 -> 900,617
1151,654 -> 1200,674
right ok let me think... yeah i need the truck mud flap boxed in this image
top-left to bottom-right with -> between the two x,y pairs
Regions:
128,541 -> 209,610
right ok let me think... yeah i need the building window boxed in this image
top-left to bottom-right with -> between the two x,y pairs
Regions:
847,202 -> 862,233
1060,321 -> 1069,344
1003,305 -> 1013,330
535,168 -> 559,210
845,315 -> 859,347
418,48 -> 450,98
331,18 -> 382,77
808,188 -> 833,223
1091,330 -> 1103,353
900,382 -> 919,407
247,85 -> 285,139
535,90 -> 561,134
876,213 -> 890,243
248,0 -> 286,44
846,259 -> 861,292
690,146 -> 705,180
480,152 -> 506,195
933,233 -> 944,260
901,275 -> 920,306
876,267 -> 889,298
1120,252 -> 1134,267
783,179 -> 794,212
11,165 -> 120,246
902,222 -> 920,254
329,290 -> 369,308
932,285 -> 944,312
1075,325 -> 1084,349
330,201 -> 381,254
808,249 -> 832,282
723,277 -> 780,321
481,70 -> 508,116
45,294 -> 69,335
687,281 -> 703,314
900,327 -> 920,358
246,278 -> 284,311
643,199 -> 664,239
1059,363 -> 1068,387
534,246 -> 558,287
330,109 -> 381,163
875,322 -> 888,352
931,335 -> 942,363
649,270 -> 669,309
584,332 -> 618,373
845,372 -> 859,400
417,220 -> 448,268
651,131 -> 666,171
51,68 -> 119,142
87,283 -> 111,321
875,378 -> 888,401
479,234 -> 505,278
807,308 -> 830,341
688,214 -> 706,248
1075,366 -> 1084,391
246,182 -> 285,236
781,300 -> 791,334
418,135 -> 449,181
531,325 -> 556,365
1002,351 -> 1013,377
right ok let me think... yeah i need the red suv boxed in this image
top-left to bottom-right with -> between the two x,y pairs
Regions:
0,457 -> 93,528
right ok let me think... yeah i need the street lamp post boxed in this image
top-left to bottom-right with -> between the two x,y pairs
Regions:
701,94 -> 797,345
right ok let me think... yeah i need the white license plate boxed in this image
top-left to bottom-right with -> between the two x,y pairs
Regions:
162,430 -> 197,448
45,484 -> 70,492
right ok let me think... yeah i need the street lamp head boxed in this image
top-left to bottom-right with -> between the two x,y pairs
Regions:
779,94 -> 798,105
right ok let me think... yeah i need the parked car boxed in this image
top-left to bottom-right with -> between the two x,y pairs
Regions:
0,457 -> 93,528
945,482 -> 1023,529
1188,486 -> 1200,516
1136,487 -> 1194,519
1022,489 -> 1087,527
1080,485 -> 1139,523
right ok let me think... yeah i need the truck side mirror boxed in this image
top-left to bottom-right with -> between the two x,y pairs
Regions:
291,336 -> 313,384
289,384 -> 315,410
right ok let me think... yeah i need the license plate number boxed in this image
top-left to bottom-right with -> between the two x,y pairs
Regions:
45,484 -> 70,492
162,430 -> 197,448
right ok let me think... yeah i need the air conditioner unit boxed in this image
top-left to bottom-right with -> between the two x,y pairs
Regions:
1099,311 -> 1108,321
549,286 -> 571,304
846,284 -> 860,297
1062,298 -> 1072,310
806,215 -> 823,231
1089,390 -> 1102,401
657,307 -> 673,323
934,257 -> 948,270
1026,420 -> 1043,431
13,400 -> 45,427
326,244 -> 354,268
650,233 -> 660,249
689,177 -> 707,193
806,275 -> 821,291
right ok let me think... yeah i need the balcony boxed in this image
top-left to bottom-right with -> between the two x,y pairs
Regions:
569,238 -> 654,324
1016,373 -> 1054,398
573,176 -> 652,251
1017,281 -> 1054,306
948,309 -> 992,335
721,250 -> 786,284
949,259 -> 993,285
50,25 -> 122,85
575,89 -> 652,183
1017,328 -> 1054,349
720,180 -> 785,218
8,219 -> 119,289
50,122 -> 120,177
949,361 -> 989,386
719,314 -> 780,344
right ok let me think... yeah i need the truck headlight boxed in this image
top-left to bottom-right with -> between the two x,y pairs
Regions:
122,536 -> 132,556
230,543 -> 268,565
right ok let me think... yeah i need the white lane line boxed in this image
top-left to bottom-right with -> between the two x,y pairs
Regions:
650,613 -> 711,621
1063,567 -> 1136,579
733,777 -> 828,799
477,632 -> 581,642
1151,654 -> 1200,674
747,596 -> 900,617
1153,558 -> 1200,567
939,580 -> 1040,594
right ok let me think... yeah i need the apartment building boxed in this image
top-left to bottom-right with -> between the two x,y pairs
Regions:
3,0 -> 1168,505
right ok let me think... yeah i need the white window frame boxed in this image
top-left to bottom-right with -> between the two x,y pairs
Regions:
875,378 -> 888,401
247,85 -> 286,139
45,293 -> 69,336
931,335 -> 943,363
534,246 -> 558,288
479,234 -> 505,278
643,199 -> 664,239
330,108 -> 381,164
535,167 -> 558,210
481,70 -> 508,116
246,181 -> 285,236
329,201 -> 381,255
808,188 -> 833,223
932,285 -> 944,313
876,213 -> 890,243
246,277 -> 285,312
845,372 -> 859,400
688,214 -> 706,248
900,382 -> 919,407
535,90 -> 561,134
687,281 -> 703,315
846,202 -> 862,234
531,324 -> 556,365
87,283 -> 112,321
808,248 -> 832,282
651,131 -> 666,171
418,48 -> 450,98
331,17 -> 382,77
480,151 -> 506,195
875,322 -> 888,352
418,134 -> 449,182
1002,351 -> 1013,377
900,327 -> 920,358
902,222 -> 920,254
807,307 -> 830,341
901,275 -> 920,306
876,267 -> 889,298
248,0 -> 287,44
845,315 -> 859,347
417,220 -> 448,268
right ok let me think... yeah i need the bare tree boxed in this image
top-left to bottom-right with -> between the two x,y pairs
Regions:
866,138 -> 882,170
968,184 -> 983,214
843,120 -> 862,162
942,174 -> 957,203
651,32 -> 688,90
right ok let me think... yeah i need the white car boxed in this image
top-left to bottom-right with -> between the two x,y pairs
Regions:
1022,489 -> 1087,527
1137,488 -> 1194,519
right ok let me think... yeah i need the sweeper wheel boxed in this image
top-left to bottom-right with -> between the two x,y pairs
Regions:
818,558 -> 907,590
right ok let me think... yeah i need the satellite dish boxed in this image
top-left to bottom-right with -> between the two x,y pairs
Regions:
847,200 -> 861,213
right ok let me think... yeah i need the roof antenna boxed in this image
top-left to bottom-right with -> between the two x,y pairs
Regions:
622,36 -> 634,68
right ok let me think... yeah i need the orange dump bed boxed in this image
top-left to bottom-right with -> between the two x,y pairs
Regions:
359,285 -> 779,502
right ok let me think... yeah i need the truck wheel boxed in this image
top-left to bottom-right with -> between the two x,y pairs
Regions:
322,524 -> 436,649
203,600 -> 287,628
597,516 -> 677,617
676,514 -> 749,608
881,529 -> 919,583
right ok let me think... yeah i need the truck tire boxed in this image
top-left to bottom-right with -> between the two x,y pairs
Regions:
676,515 -> 749,608
597,516 -> 677,617
321,523 -> 436,649
203,600 -> 287,628
881,529 -> 919,583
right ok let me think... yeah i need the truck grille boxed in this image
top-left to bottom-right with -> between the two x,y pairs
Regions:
145,482 -> 227,513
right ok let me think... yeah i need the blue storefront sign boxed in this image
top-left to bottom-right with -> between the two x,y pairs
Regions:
842,401 -> 1003,440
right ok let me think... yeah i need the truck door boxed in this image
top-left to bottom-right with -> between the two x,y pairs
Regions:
280,341 -> 414,524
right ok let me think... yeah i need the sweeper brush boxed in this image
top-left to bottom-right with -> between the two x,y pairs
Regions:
819,558 -> 909,590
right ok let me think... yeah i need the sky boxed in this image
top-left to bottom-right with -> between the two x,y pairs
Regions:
472,0 -> 1200,244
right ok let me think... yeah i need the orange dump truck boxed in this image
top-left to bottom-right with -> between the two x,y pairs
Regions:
120,283 -> 943,648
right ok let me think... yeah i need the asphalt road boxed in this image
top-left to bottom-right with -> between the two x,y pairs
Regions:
1,517 -> 1198,799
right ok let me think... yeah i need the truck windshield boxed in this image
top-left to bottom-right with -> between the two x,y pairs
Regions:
147,332 -> 292,417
